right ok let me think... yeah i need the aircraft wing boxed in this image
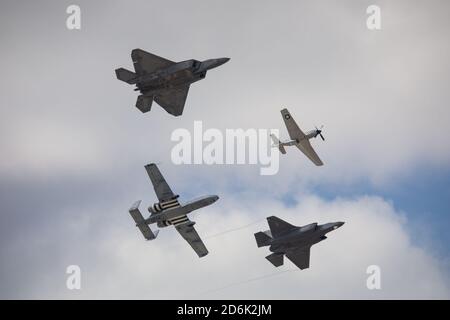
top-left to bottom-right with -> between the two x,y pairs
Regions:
131,49 -> 175,74
154,86 -> 190,116
281,108 -> 305,140
144,163 -> 176,202
286,247 -> 311,270
267,216 -> 297,238
175,222 -> 209,258
296,140 -> 324,166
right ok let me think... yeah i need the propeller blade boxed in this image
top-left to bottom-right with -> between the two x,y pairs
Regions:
319,133 -> 325,141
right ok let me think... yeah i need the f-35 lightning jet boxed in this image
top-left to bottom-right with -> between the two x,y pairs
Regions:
128,163 -> 219,258
255,216 -> 344,270
115,49 -> 230,116
271,108 -> 325,166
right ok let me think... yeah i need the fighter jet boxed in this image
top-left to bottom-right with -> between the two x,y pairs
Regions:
115,49 -> 230,116
128,163 -> 219,257
254,216 -> 344,270
271,108 -> 325,166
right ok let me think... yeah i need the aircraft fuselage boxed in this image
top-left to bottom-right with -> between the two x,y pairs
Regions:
135,58 -> 229,95
281,130 -> 319,146
144,195 -> 219,227
269,222 -> 344,253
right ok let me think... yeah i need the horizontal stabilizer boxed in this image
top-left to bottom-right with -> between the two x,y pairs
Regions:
115,68 -> 137,84
136,95 -> 153,113
254,231 -> 272,247
266,253 -> 284,267
129,200 -> 159,240
270,134 -> 286,154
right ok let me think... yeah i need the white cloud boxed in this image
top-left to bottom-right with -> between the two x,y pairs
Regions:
12,194 -> 448,299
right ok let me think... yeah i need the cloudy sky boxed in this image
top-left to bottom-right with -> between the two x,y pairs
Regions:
0,0 -> 449,299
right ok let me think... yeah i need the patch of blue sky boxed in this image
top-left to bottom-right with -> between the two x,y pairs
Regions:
309,168 -> 450,260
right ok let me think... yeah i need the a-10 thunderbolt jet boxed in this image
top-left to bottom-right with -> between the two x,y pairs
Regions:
271,108 -> 325,166
115,49 -> 230,116
128,163 -> 219,257
254,216 -> 344,270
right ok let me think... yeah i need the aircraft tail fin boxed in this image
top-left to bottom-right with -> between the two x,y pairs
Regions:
254,231 -> 272,247
115,68 -> 138,84
136,95 -> 153,113
129,200 -> 159,240
266,253 -> 284,267
270,134 -> 286,154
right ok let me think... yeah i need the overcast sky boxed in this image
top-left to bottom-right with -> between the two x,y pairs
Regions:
0,0 -> 449,299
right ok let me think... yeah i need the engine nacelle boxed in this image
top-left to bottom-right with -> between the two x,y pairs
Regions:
148,202 -> 163,214
157,220 -> 172,228
148,196 -> 181,214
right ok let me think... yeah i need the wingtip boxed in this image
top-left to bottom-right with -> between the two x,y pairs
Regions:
131,48 -> 146,60
129,200 -> 142,212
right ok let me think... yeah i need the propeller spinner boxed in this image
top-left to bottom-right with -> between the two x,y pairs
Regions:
315,125 -> 325,141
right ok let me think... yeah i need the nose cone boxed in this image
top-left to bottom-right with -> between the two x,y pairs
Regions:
201,57 -> 230,70
212,195 -> 220,202
333,222 -> 345,229
215,57 -> 230,67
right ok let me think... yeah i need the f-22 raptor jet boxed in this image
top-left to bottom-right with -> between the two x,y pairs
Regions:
128,163 -> 219,257
271,108 -> 325,166
255,216 -> 344,270
115,49 -> 230,116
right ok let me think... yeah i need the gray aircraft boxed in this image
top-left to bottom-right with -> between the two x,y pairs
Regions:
128,163 -> 219,257
254,216 -> 344,269
271,108 -> 325,166
115,49 -> 230,116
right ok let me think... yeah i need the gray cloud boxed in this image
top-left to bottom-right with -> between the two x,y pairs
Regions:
0,0 -> 449,298
1,192 -> 449,299
1,0 -> 449,184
